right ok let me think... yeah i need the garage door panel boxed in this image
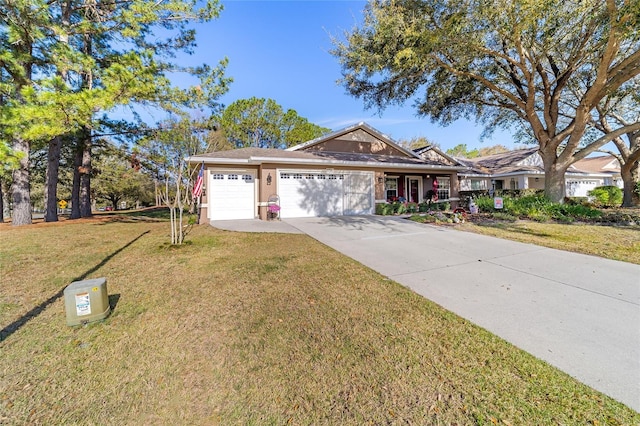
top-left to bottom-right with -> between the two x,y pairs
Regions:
209,172 -> 255,220
279,173 -> 341,218
278,171 -> 373,218
344,173 -> 373,215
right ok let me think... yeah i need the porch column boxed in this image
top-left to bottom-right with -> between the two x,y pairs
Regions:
450,172 -> 460,209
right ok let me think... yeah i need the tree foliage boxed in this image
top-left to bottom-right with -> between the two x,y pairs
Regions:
447,144 -> 479,158
220,97 -> 330,149
0,0 -> 230,226
592,80 -> 640,206
398,136 -> 438,150
332,0 -> 640,202
92,152 -> 155,210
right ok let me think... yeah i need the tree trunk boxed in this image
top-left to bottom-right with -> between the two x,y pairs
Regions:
537,146 -> 569,203
10,137 -> 32,226
70,145 -> 82,219
0,178 -> 4,223
79,133 -> 92,217
109,195 -> 121,210
620,160 -> 639,207
44,136 -> 63,222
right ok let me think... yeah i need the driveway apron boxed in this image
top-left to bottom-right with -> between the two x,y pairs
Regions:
284,216 -> 640,412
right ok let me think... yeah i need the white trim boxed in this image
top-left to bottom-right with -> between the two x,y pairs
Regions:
405,175 -> 423,203
207,167 -> 250,172
252,156 -> 466,170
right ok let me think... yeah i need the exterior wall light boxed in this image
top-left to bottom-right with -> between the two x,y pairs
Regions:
267,173 -> 272,185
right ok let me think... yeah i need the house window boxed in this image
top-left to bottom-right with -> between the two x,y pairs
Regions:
509,178 -> 518,190
470,179 -> 486,190
437,177 -> 450,200
213,174 -> 224,180
385,177 -> 398,200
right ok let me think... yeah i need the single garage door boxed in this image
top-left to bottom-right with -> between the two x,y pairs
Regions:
208,171 -> 256,220
278,170 -> 373,218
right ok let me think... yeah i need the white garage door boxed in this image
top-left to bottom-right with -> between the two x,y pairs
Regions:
278,170 -> 373,218
208,171 -> 256,220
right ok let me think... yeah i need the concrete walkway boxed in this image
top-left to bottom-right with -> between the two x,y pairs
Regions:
210,216 -> 640,412
210,219 -> 303,234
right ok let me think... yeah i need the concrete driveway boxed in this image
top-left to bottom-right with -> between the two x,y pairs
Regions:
281,216 -> 640,412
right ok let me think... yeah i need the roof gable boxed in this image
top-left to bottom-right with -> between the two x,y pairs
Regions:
573,155 -> 621,173
413,145 -> 461,166
287,122 -> 419,159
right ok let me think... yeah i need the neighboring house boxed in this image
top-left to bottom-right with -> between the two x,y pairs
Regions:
569,156 -> 623,197
188,122 -> 465,222
457,148 -> 544,192
457,149 -> 623,197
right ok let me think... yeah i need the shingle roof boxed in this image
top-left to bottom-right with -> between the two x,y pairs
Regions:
572,156 -> 619,174
189,147 -> 462,169
458,148 -> 540,174
190,147 -> 319,160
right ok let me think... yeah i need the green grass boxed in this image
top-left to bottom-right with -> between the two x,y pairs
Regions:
1,219 -> 639,424
456,220 -> 640,264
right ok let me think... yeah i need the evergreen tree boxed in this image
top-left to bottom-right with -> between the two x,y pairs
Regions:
1,0 -> 231,225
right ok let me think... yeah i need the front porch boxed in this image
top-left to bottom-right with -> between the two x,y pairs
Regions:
376,172 -> 460,207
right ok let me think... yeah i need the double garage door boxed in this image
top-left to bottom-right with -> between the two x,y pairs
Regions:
278,170 -> 374,218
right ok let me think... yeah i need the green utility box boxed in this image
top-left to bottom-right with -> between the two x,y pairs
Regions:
64,278 -> 111,326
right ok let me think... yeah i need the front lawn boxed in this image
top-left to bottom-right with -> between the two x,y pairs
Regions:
1,218 -> 638,424
454,218 -> 640,265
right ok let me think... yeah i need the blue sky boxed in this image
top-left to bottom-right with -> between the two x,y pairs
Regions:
172,0 -> 515,151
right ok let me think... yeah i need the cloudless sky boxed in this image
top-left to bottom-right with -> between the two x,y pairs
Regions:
170,0 -> 515,151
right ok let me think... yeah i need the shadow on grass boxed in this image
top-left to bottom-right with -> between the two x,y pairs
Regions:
109,294 -> 121,311
476,222 -> 553,238
94,207 -> 192,222
0,231 -> 149,342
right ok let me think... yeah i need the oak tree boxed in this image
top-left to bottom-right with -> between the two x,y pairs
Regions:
332,0 -> 640,202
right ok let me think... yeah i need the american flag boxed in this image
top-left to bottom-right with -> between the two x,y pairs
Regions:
193,162 -> 204,199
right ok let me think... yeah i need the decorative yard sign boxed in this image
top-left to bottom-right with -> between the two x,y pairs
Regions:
494,197 -> 504,209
